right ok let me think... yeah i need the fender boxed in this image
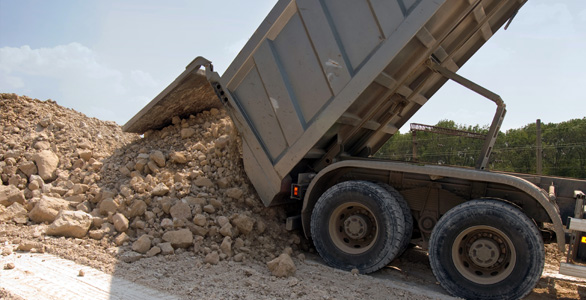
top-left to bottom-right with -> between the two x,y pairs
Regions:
301,160 -> 566,252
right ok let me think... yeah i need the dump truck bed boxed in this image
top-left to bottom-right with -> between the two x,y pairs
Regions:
125,0 -> 527,206
123,67 -> 221,133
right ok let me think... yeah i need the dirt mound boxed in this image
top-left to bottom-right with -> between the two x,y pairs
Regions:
0,93 -> 301,270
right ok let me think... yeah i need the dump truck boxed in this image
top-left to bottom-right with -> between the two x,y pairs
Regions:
124,0 -> 586,299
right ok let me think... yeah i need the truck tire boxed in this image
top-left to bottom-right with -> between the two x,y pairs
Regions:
377,183 -> 413,256
429,200 -> 544,300
310,181 -> 405,274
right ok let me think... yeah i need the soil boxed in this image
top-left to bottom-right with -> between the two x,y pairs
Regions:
2,222 -> 585,299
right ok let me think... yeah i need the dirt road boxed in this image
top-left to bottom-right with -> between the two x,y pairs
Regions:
1,223 -> 585,300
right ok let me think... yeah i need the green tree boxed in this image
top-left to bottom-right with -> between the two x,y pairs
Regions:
542,118 -> 586,178
375,118 -> 586,179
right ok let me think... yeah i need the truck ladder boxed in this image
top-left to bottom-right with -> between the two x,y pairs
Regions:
560,190 -> 586,278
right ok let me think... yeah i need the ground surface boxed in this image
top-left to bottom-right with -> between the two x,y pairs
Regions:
1,223 -> 585,299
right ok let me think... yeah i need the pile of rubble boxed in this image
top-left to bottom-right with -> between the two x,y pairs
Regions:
0,94 -> 300,277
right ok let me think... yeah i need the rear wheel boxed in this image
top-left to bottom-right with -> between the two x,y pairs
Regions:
429,200 -> 544,299
310,181 -> 405,273
377,183 -> 413,255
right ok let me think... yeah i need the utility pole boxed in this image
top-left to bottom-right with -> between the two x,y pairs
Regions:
412,130 -> 418,162
536,119 -> 542,175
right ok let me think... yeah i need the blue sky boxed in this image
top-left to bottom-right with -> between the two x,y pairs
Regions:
1,0 -> 584,132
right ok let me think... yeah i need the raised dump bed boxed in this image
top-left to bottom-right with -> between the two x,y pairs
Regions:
127,0 -> 528,205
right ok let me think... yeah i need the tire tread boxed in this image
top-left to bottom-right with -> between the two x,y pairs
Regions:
310,181 -> 406,274
429,200 -> 544,300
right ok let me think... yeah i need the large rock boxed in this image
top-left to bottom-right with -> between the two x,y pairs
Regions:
180,128 -> 196,139
0,202 -> 28,224
33,150 -> 59,181
232,214 -> 255,235
38,117 -> 51,128
220,236 -> 232,257
169,152 -> 187,164
112,213 -> 129,232
151,183 -> 169,196
28,175 -> 45,191
127,200 -> 147,218
29,195 -> 70,223
146,246 -> 161,257
159,242 -> 174,255
214,135 -> 230,149
17,241 -> 44,252
226,187 -> 244,200
71,184 -> 89,195
0,206 -> 7,221
267,253 -> 296,278
132,234 -> 152,254
46,210 -> 92,238
89,229 -> 106,240
170,201 -> 192,220
65,195 -> 85,205
0,185 -> 25,206
114,232 -> 131,246
219,223 -> 233,237
76,201 -> 92,213
34,141 -> 51,150
78,150 -> 92,161
160,218 -> 173,229
99,198 -> 119,215
134,159 -> 148,173
120,251 -> 142,263
192,214 -> 207,226
18,161 -> 37,177
147,161 -> 159,173
150,151 -> 166,167
95,190 -> 116,203
210,199 -> 223,209
204,251 -> 220,265
217,178 -> 230,189
162,228 -> 193,249
193,177 -> 213,188
216,216 -> 229,227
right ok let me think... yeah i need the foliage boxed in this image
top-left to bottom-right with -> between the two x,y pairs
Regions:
374,118 -> 586,179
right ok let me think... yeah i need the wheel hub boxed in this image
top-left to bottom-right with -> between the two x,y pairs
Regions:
468,238 -> 500,268
451,225 -> 516,285
329,202 -> 379,255
344,214 -> 369,239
